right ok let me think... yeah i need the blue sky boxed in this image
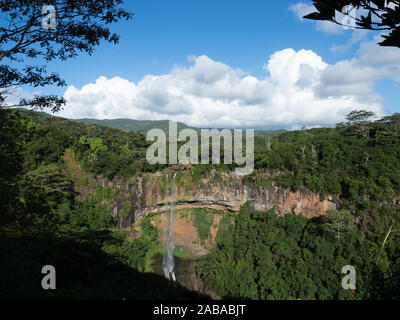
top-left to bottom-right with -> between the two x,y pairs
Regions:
28,0 -> 400,128
48,1 -> 357,86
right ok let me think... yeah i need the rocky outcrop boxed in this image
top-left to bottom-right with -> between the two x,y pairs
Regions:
98,168 -> 337,228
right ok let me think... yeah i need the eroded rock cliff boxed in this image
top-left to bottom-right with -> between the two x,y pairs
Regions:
97,168 -> 337,228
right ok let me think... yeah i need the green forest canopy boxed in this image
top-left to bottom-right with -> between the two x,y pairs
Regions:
0,108 -> 399,299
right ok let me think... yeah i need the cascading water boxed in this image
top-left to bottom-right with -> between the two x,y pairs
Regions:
162,172 -> 177,281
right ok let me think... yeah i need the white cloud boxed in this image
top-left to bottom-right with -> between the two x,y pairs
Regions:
330,30 -> 369,53
356,36 -> 400,82
289,2 -> 344,35
289,2 -> 314,22
289,2 -> 373,53
315,21 -> 344,35
58,43 -> 396,129
316,36 -> 400,103
2,86 -> 40,107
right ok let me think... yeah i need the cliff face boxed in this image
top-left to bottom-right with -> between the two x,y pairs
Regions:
97,168 -> 337,228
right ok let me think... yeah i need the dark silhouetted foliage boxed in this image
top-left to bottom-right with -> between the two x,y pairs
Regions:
304,1 -> 400,48
0,0 -> 133,111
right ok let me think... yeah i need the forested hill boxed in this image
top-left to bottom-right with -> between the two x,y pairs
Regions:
5,108 -> 400,204
1,108 -> 399,300
12,108 -> 286,138
74,116 -> 286,138
74,118 -> 192,134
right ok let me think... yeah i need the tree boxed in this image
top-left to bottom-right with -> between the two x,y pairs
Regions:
79,136 -> 108,170
0,109 -> 23,232
346,110 -> 376,123
343,110 -> 376,138
370,113 -> 400,143
321,210 -> 356,244
377,112 -> 400,126
24,163 -> 74,206
304,0 -> 400,48
0,0 -> 133,112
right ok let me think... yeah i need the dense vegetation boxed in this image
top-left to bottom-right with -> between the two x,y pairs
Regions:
75,118 -> 192,135
197,203 -> 399,300
0,109 -> 196,299
254,112 -> 400,208
1,108 -> 399,300
11,109 -> 165,179
74,117 -> 286,138
194,111 -> 400,300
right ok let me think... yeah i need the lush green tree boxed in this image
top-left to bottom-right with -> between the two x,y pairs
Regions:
321,210 -> 357,243
197,203 -> 400,300
0,0 -> 133,111
346,110 -> 376,123
0,109 -> 24,234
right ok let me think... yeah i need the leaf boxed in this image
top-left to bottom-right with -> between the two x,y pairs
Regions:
379,28 -> 400,48
356,11 -> 373,29
370,0 -> 387,10
304,12 -> 325,21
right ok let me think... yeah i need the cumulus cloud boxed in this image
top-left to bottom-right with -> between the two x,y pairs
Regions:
316,36 -> 400,104
57,44 -> 394,129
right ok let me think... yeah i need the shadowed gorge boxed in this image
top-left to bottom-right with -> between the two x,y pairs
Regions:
0,233 -> 203,300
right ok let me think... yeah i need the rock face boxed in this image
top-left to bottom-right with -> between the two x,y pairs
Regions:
158,214 -> 215,257
99,169 -> 337,228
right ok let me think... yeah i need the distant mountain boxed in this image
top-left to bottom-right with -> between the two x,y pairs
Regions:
255,129 -> 287,138
74,118 -> 288,137
74,118 -> 192,134
12,108 -> 287,138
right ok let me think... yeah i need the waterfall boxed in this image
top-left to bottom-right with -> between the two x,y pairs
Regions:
162,172 -> 177,281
